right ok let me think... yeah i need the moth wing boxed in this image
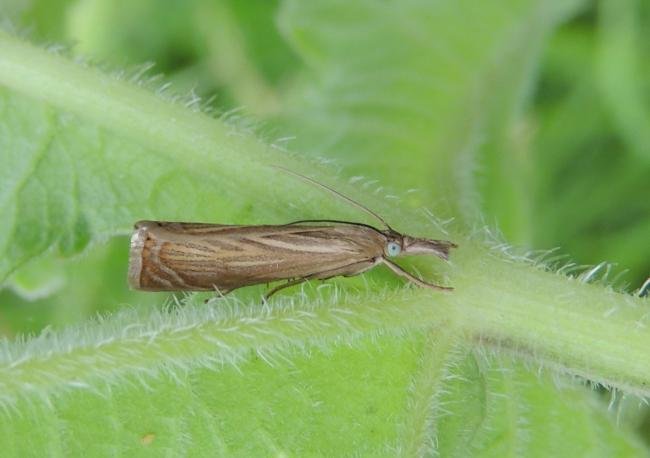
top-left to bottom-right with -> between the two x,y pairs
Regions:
129,222 -> 386,292
216,224 -> 385,270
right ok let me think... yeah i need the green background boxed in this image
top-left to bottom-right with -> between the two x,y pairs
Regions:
0,0 -> 649,456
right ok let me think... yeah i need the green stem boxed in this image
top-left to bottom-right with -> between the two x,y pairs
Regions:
398,329 -> 465,456
453,242 -> 650,396
1,251 -> 648,407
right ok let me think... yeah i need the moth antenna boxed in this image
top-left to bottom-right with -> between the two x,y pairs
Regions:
274,166 -> 393,231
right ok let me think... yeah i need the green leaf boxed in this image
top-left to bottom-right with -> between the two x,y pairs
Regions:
531,17 -> 650,284
597,0 -> 650,162
0,0 -> 649,455
66,0 -> 297,115
0,302 -> 461,455
0,28 -> 341,281
437,353 -> 648,457
276,0 -> 586,225
0,238 -> 163,334
0,295 -> 647,455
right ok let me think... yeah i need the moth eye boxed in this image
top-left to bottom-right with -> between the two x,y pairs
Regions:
386,241 -> 401,257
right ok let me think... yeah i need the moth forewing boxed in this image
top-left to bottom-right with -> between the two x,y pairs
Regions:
128,220 -> 394,294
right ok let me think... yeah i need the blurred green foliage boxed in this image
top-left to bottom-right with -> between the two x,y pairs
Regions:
0,0 -> 649,454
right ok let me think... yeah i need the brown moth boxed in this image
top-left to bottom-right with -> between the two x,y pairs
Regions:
128,173 -> 456,298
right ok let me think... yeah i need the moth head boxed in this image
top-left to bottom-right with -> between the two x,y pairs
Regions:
391,234 -> 457,260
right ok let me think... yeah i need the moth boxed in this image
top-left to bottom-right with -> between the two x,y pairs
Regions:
128,172 -> 457,298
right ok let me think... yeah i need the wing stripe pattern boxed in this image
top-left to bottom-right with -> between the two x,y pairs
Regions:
132,222 -> 386,291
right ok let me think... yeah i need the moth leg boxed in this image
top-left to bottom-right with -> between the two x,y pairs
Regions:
265,260 -> 378,299
381,258 -> 452,291
205,285 -> 233,303
265,278 -> 308,299
312,260 -> 378,280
